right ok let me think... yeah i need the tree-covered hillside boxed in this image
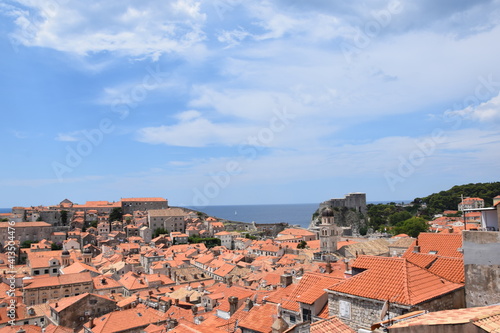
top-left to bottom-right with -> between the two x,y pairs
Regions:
414,182 -> 500,212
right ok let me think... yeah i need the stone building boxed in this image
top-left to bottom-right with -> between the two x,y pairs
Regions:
463,230 -> 500,307
458,197 -> 485,211
0,221 -> 52,245
326,256 -> 465,331
121,197 -> 169,215
23,272 -> 94,305
148,208 -> 187,233
48,293 -> 117,329
320,193 -> 367,215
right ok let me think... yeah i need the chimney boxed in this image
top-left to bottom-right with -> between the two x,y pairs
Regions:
413,239 -> 420,253
167,318 -> 178,329
191,305 -> 198,315
280,274 -> 293,288
244,298 -> 253,311
89,317 -> 94,329
174,298 -> 179,307
228,296 -> 238,316
325,261 -> 332,274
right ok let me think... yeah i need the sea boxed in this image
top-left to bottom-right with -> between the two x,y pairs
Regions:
187,203 -> 319,229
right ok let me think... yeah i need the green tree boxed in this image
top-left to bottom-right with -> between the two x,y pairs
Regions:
393,217 -> 429,237
51,242 -> 63,250
297,240 -> 308,249
21,240 -> 37,248
388,211 -> 412,226
153,228 -> 168,238
359,226 -> 368,236
109,207 -> 123,222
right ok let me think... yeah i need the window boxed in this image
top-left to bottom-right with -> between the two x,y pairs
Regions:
339,300 -> 351,319
289,315 -> 296,324
302,308 -> 312,322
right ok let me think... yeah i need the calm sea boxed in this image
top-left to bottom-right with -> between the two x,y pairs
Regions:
188,203 -> 319,229
0,208 -> 10,214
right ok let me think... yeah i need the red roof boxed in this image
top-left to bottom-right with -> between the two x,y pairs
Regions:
327,256 -> 463,306
403,233 -> 463,258
283,272 -> 343,312
310,316 -> 355,333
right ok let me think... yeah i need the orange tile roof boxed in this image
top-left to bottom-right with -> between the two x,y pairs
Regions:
283,272 -> 343,312
328,256 -> 463,306
390,305 -> 500,328
472,311 -> 500,332
426,256 -> 464,284
24,272 -> 92,290
237,303 -> 280,332
403,233 -> 463,258
49,293 -> 114,312
82,304 -> 167,333
403,252 -> 438,268
310,315 -> 355,333
0,325 -> 42,333
279,228 -> 316,236
0,222 -> 51,228
213,263 -> 236,278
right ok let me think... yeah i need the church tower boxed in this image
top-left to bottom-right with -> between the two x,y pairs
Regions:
61,249 -> 71,267
319,208 -> 340,253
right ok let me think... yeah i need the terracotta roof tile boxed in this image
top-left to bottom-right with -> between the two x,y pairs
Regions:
390,305 -> 500,328
82,304 -> 167,333
283,272 -> 343,312
403,233 -> 463,258
310,315 -> 355,333
237,303 -> 280,333
328,256 -> 463,306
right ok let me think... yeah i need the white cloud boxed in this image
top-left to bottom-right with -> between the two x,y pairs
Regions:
446,92 -> 500,123
136,111 -> 260,147
55,132 -> 80,142
6,0 -> 206,60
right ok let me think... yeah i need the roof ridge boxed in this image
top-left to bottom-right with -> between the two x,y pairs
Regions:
401,258 -> 411,304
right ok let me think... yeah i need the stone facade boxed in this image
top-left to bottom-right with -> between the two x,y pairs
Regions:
320,193 -> 367,215
23,272 -> 94,305
122,198 -> 168,215
463,230 -> 500,307
148,208 -> 187,233
327,289 -> 465,331
0,221 -> 52,245
49,293 -> 117,329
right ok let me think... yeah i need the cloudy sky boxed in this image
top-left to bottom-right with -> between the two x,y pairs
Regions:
1,0 -> 500,208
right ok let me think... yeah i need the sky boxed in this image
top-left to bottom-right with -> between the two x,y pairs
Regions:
1,0 -> 500,208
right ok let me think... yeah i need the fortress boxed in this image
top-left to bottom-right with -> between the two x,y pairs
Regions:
319,192 -> 367,215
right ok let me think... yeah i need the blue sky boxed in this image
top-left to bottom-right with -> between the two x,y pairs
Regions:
1,0 -> 500,208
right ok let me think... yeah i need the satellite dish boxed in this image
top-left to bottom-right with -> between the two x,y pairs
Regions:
380,300 -> 389,320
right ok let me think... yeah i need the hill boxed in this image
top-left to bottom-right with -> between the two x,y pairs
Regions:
415,182 -> 500,212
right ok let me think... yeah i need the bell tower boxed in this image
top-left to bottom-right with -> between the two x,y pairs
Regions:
319,208 -> 340,253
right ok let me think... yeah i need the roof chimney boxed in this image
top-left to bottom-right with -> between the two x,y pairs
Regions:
413,239 -> 420,253
228,296 -> 238,316
325,261 -> 332,274
280,274 -> 293,288
244,298 -> 253,311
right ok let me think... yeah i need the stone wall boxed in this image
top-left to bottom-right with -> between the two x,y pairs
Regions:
327,288 -> 465,332
463,231 -> 500,307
